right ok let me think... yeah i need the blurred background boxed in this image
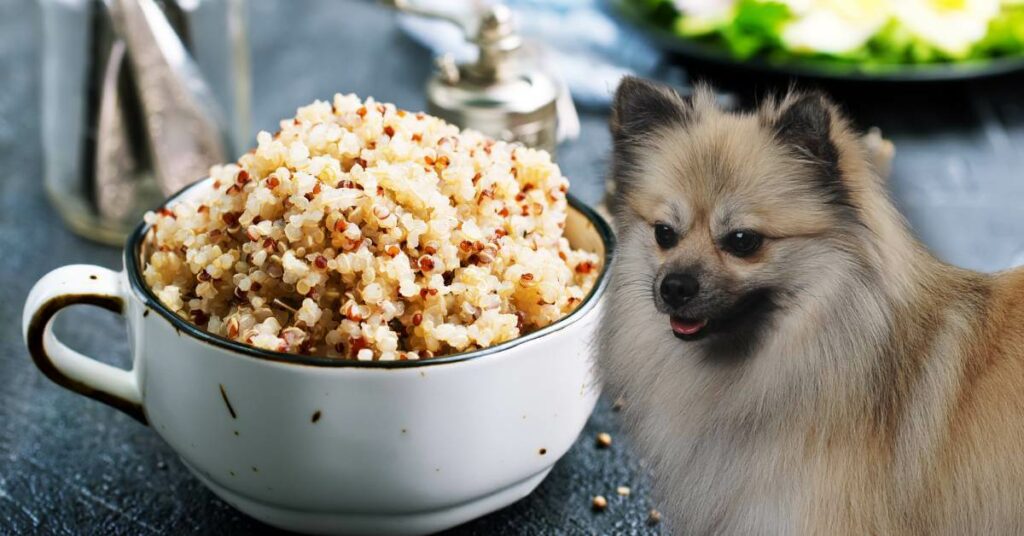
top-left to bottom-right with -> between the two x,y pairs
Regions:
3,0 -> 1024,533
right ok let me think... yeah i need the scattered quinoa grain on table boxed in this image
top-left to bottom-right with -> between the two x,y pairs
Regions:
596,432 -> 612,448
616,486 -> 631,497
647,508 -> 662,525
591,495 -> 608,511
142,94 -> 601,361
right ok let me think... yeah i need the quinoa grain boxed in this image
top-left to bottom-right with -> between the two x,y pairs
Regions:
142,94 -> 599,359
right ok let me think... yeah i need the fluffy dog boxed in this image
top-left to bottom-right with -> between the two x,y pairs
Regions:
598,77 -> 1024,535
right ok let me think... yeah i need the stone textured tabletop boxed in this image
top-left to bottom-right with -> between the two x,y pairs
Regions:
2,1 -> 1024,534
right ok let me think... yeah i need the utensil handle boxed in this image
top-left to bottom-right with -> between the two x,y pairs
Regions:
22,265 -> 146,424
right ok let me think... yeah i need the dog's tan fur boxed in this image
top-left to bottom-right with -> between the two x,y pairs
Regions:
598,77 -> 1024,535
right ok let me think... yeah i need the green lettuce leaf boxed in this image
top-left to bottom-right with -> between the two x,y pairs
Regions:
717,0 -> 791,59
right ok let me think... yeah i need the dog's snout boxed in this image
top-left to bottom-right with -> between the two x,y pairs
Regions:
660,273 -> 700,307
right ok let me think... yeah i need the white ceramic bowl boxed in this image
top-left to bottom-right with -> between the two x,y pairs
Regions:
22,179 -> 613,536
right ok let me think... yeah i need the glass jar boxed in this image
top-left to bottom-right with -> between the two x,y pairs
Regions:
39,0 -> 250,245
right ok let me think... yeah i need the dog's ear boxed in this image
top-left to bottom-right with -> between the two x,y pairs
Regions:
610,76 -> 690,142
771,92 -> 846,203
606,78 -> 690,214
773,92 -> 838,166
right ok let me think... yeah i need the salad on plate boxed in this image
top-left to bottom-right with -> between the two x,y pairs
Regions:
626,0 -> 1024,69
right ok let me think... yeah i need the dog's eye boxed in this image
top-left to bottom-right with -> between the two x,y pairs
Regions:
722,230 -> 763,257
654,223 -> 678,249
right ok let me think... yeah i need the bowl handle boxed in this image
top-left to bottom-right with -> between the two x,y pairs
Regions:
22,265 -> 146,424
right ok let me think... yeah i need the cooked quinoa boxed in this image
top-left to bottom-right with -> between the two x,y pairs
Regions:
142,94 -> 601,361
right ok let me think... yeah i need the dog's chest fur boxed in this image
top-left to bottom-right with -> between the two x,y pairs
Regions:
611,342 -> 892,535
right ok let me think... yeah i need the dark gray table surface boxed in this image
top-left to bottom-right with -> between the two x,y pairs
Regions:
2,1 -> 1023,535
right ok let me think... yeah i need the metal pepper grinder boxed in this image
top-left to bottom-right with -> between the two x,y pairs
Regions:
382,1 -> 561,156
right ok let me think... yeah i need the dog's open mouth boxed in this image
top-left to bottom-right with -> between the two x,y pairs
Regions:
666,289 -> 779,345
670,317 -> 709,340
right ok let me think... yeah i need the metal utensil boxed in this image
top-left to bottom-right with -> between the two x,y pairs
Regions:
110,0 -> 229,195
94,38 -> 154,221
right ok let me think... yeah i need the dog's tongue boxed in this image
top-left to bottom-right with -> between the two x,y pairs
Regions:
671,317 -> 708,336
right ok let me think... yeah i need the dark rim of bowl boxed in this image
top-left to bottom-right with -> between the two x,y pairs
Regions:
125,178 -> 615,368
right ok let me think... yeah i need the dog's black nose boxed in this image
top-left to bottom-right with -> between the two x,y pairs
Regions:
660,273 -> 699,307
